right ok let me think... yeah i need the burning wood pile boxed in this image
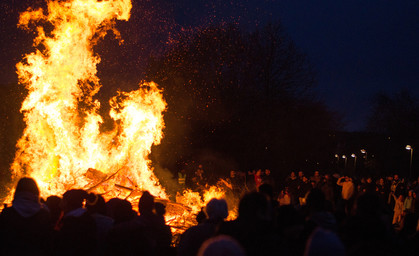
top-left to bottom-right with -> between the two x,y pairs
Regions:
5,0 -> 237,239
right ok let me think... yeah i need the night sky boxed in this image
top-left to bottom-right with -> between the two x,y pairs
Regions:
1,0 -> 418,131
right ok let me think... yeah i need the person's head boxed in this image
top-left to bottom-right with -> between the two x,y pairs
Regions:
62,189 -> 88,213
46,195 -> 62,222
306,188 -> 326,212
394,174 -> 399,181
138,191 -> 155,215
106,198 -> 136,223
366,177 -> 372,183
86,193 -> 106,215
238,192 -> 271,222
265,169 -> 271,176
298,171 -> 304,178
408,190 -> 413,197
206,198 -> 228,221
230,170 -> 236,178
355,191 -> 381,216
46,195 -> 62,211
198,235 -> 245,256
259,183 -> 274,200
155,202 -> 166,216
401,213 -> 419,236
290,171 -> 296,178
379,178 -> 384,185
314,171 -> 320,177
304,228 -> 345,256
14,177 -> 40,198
256,169 -> 262,175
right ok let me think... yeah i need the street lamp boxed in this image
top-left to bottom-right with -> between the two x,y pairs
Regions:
334,154 -> 339,166
360,149 -> 367,160
351,153 -> 357,169
342,155 -> 347,169
406,145 -> 413,179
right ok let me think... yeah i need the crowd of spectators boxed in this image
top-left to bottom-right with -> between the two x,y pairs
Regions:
0,178 -> 172,256
2,171 -> 419,256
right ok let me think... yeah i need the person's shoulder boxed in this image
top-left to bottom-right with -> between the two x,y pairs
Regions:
34,207 -> 51,219
0,206 -> 17,220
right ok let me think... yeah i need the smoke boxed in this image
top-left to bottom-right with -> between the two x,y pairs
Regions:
152,163 -> 179,201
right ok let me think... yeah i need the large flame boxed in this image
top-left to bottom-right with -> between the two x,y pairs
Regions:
11,0 -> 167,199
9,0 -> 237,233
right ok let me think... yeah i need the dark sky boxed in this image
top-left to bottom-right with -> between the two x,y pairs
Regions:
1,0 -> 418,131
276,0 -> 419,131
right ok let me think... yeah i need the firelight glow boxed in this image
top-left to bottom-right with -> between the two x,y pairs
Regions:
7,0 -> 236,224
11,0 -> 167,199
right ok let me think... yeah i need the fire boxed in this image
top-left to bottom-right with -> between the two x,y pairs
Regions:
176,186 -> 238,219
11,0 -> 166,200
9,0 -> 237,234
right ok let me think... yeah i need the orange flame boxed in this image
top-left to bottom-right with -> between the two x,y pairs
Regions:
11,0 -> 167,200
9,0 -> 237,231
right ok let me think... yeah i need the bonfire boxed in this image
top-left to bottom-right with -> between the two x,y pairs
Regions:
6,0 -> 237,238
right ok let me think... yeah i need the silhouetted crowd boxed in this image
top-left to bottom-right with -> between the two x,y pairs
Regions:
0,178 -> 172,256
2,171 -> 419,256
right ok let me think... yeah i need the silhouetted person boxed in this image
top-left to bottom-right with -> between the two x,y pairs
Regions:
153,201 -> 174,256
178,198 -> 228,256
137,191 -> 172,255
320,174 -> 335,209
196,207 -> 207,224
54,189 -> 97,256
262,169 -> 275,189
305,188 -> 337,232
46,195 -> 62,228
155,202 -> 166,225
395,213 -> 419,256
105,198 -> 153,256
304,227 -> 345,256
259,183 -> 279,224
106,197 -> 137,224
340,191 -> 394,256
275,204 -> 305,256
86,193 -> 114,255
197,235 -> 245,256
218,192 -> 280,256
0,177 -> 52,255
287,171 -> 300,205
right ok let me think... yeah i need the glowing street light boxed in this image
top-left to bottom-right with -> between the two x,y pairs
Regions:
406,145 -> 413,178
351,153 -> 357,169
334,154 -> 339,165
360,149 -> 367,160
342,155 -> 347,169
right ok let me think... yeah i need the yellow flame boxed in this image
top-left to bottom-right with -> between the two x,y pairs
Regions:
10,0 -> 237,233
176,185 -> 237,218
11,0 -> 167,200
